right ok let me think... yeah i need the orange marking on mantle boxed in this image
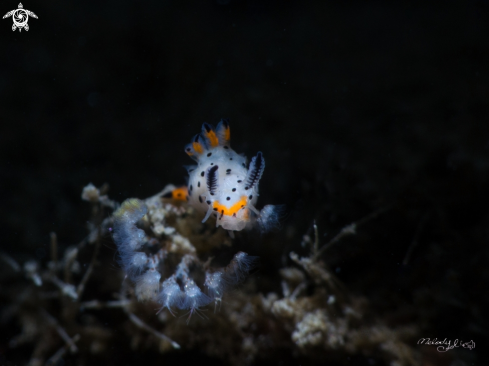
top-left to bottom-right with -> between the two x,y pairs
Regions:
212,196 -> 247,216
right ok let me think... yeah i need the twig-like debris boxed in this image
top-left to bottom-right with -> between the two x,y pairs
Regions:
81,182 -> 118,209
80,299 -> 131,310
314,205 -> 392,260
45,334 -> 81,366
50,232 -> 58,271
125,310 -> 181,349
76,228 -> 101,299
313,220 -> 319,255
0,251 -> 21,272
49,275 -> 78,300
63,246 -> 79,284
290,252 -> 333,284
281,280 -> 290,298
290,281 -> 307,300
290,251 -> 349,308
403,211 -> 430,266
117,280 -> 180,349
40,308 -> 78,353
314,223 -> 356,259
24,261 -> 42,286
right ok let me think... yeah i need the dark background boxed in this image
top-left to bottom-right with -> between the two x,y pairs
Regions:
1,0 -> 488,364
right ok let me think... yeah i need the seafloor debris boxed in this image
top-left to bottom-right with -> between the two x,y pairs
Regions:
0,183 -> 428,365
112,196 -> 257,320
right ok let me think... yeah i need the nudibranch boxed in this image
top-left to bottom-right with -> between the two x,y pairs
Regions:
168,119 -> 282,236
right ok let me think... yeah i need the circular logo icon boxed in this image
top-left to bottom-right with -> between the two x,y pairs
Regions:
12,9 -> 28,27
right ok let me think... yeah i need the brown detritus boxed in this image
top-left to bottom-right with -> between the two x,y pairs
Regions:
76,227 -> 101,299
1,184 -> 423,366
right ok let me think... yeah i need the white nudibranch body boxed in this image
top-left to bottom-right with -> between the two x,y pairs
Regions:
183,120 -> 281,235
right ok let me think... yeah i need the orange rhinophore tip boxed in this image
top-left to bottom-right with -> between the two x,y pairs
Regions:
162,186 -> 189,201
202,123 -> 219,148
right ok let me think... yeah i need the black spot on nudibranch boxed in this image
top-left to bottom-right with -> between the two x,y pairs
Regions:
226,197 -> 230,200
242,163 -> 246,167
201,171 -> 205,177
226,169 -> 231,175
237,180 -> 242,183
198,181 -> 201,187
207,152 -> 212,157
230,158 -> 233,160
232,188 -> 236,192
190,185 -> 193,191
249,195 -> 253,199
199,196 -> 203,203
206,200 -> 211,204
213,208 -> 218,211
